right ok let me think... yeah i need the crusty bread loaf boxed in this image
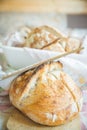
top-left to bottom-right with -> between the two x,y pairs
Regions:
26,25 -> 66,49
4,25 -> 82,53
25,25 -> 82,53
9,61 -> 82,126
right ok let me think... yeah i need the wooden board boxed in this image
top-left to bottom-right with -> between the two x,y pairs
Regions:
7,108 -> 81,130
0,0 -> 87,14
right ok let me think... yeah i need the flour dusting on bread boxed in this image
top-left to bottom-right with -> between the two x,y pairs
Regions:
9,61 -> 82,126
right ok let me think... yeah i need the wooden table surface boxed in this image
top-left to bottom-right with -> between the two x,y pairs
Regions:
0,0 -> 87,14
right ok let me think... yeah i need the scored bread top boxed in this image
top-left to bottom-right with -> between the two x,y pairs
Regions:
41,38 -> 66,52
9,61 -> 62,104
25,25 -> 65,49
25,25 -> 81,53
9,61 -> 82,126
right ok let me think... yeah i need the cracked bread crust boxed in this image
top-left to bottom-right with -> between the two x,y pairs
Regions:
41,38 -> 66,52
9,61 -> 82,126
26,25 -> 65,49
25,25 -> 81,53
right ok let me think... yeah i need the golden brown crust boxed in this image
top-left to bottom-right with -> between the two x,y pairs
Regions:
5,25 -> 82,54
9,61 -> 82,126
25,25 -> 82,53
41,38 -> 66,52
25,25 -> 66,49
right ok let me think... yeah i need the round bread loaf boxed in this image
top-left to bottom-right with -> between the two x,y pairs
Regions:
9,61 -> 82,126
26,25 -> 66,49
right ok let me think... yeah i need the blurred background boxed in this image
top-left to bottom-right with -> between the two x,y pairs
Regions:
0,0 -> 87,37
